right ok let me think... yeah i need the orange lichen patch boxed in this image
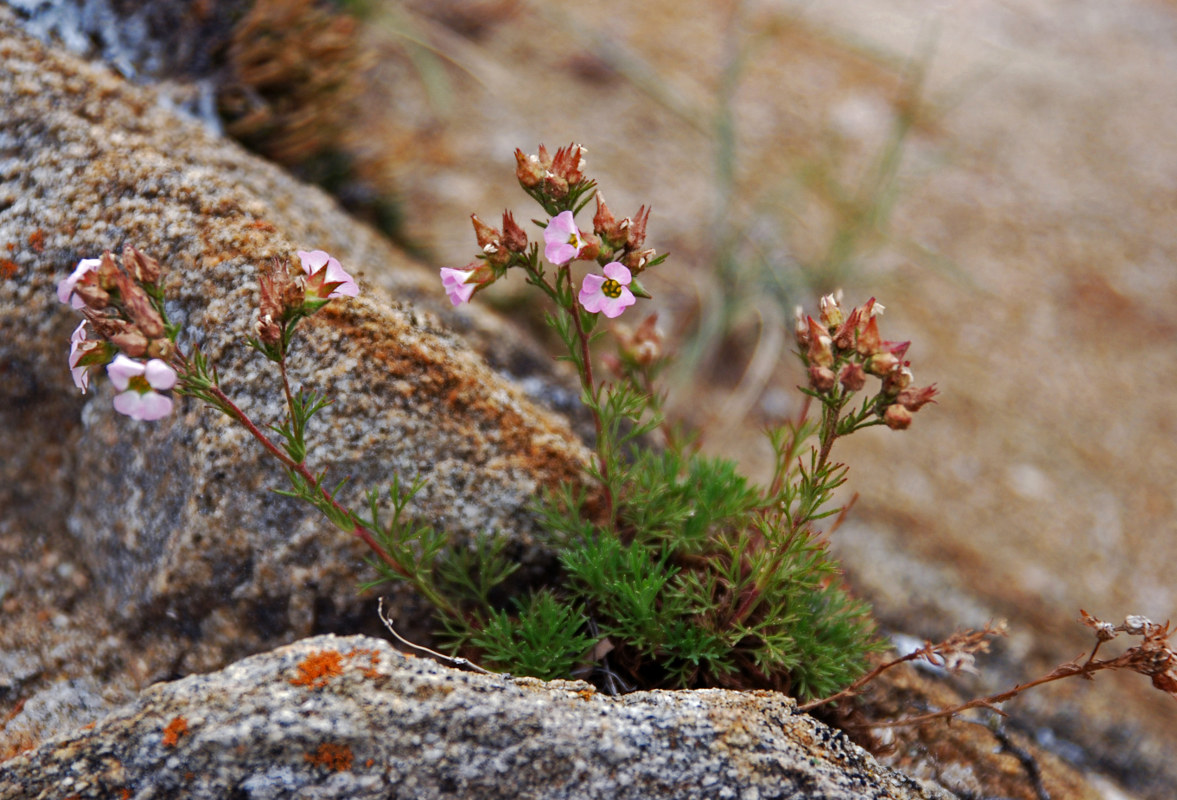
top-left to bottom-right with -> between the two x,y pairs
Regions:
119,788 -> 132,799
28,229 -> 45,252
162,715 -> 189,747
4,242 -> 13,252
305,742 -> 354,772
364,758 -> 375,768
248,219 -> 277,231
289,650 -> 344,689
1,259 -> 17,278
346,647 -> 383,679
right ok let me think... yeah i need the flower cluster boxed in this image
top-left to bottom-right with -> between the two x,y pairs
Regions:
441,143 -> 661,320
795,292 -> 937,430
59,246 -> 356,421
57,247 -> 177,420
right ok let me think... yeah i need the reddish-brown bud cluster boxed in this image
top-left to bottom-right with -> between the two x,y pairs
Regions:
795,293 -> 937,430
73,248 -> 173,360
471,212 -> 529,269
514,143 -> 589,200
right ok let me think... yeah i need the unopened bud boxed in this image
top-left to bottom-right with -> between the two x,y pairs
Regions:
794,306 -> 809,348
883,404 -> 912,430
806,317 -> 834,367
626,205 -> 650,251
255,313 -> 283,346
621,248 -> 655,275
808,364 -> 837,393
839,362 -> 866,391
865,351 -> 899,377
109,328 -> 149,357
72,282 -> 111,309
123,245 -> 162,285
819,292 -> 844,329
856,315 -> 882,356
97,251 -> 121,291
471,214 -> 501,249
896,384 -> 938,411
542,171 -> 569,200
881,364 -> 913,395
593,192 -> 624,246
514,148 -> 545,188
147,338 -> 176,361
115,270 -> 165,339
502,211 -> 528,253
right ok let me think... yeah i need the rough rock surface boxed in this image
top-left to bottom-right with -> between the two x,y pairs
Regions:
0,0 -> 584,750
0,634 -> 954,800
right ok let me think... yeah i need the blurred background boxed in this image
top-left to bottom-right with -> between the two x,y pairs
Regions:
11,0 -> 1177,795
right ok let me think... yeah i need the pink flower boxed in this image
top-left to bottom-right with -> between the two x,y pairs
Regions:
68,321 -> 94,393
440,266 -> 478,306
107,355 -> 177,421
297,250 -> 359,299
579,262 -> 636,319
543,211 -> 586,265
57,258 -> 102,308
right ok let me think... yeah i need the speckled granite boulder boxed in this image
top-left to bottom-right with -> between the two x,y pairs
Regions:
0,635 -> 954,800
0,3 -> 584,628
0,0 -> 584,747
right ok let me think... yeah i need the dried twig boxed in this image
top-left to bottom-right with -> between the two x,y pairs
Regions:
377,597 -> 492,675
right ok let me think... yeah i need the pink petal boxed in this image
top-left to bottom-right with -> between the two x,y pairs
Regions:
107,354 -> 145,391
57,258 -> 101,308
602,262 -> 632,284
144,359 -> 177,391
113,390 -> 173,421
296,250 -> 329,276
599,287 -> 636,319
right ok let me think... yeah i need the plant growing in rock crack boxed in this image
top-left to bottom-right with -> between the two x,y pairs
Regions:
54,144 -> 934,700
63,145 -> 1176,715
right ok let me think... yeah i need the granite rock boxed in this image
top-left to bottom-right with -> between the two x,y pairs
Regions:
0,635 -> 955,800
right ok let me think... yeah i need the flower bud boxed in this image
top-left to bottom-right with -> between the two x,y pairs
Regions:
551,143 -> 587,186
97,251 -> 121,291
578,232 -> 601,262
856,314 -> 882,356
514,148 -> 545,188
839,362 -> 866,391
794,306 -> 810,348
896,384 -> 938,411
621,248 -> 655,276
593,193 -> 624,247
883,403 -> 912,430
542,171 -> 569,200
123,245 -> 162,285
626,205 -> 650,251
881,364 -> 913,395
808,364 -> 837,393
109,327 -> 150,357
819,292 -> 844,329
114,269 -> 166,339
72,282 -> 111,310
865,351 -> 899,377
470,213 -> 501,250
805,317 -> 834,367
502,211 -> 528,253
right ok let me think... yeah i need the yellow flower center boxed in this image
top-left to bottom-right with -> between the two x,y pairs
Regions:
601,278 -> 623,299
